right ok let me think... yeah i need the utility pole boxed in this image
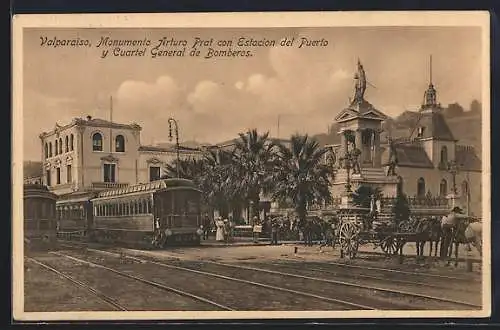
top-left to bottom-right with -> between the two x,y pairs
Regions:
168,118 -> 180,178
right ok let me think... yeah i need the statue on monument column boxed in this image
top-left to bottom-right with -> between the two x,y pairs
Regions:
386,136 -> 398,176
352,59 -> 367,105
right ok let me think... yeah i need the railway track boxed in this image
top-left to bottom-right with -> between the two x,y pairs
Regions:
30,252 -> 233,311
315,259 -> 482,282
54,249 -> 374,310
68,246 -> 482,310
47,251 -> 234,311
25,256 -> 128,311
269,259 -> 481,293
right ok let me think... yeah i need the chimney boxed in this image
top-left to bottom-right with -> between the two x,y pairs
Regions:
86,115 -> 92,121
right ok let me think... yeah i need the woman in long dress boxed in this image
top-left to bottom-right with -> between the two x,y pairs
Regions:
215,217 -> 225,241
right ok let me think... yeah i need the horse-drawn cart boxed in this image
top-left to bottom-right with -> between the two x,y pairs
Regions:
335,206 -> 421,259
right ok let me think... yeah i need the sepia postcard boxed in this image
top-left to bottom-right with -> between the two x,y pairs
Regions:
12,11 -> 491,321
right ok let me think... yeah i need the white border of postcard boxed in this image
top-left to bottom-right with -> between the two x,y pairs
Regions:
12,11 -> 491,321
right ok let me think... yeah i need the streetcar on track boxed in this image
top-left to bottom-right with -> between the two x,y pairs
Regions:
89,178 -> 203,247
23,184 -> 58,250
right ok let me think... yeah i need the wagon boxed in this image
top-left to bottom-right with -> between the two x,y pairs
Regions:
334,207 -> 421,259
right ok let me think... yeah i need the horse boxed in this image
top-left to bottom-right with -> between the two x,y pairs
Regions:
447,218 -> 482,266
414,217 -> 432,259
414,216 -> 442,259
427,217 -> 442,257
317,216 -> 339,251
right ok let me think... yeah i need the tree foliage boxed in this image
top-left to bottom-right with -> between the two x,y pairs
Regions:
392,192 -> 411,225
272,134 -> 333,223
351,185 -> 382,208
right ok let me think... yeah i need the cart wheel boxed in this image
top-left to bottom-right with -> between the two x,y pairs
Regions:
380,236 -> 398,255
338,222 -> 359,259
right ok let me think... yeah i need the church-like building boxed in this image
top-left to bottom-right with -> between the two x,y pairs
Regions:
325,59 -> 482,216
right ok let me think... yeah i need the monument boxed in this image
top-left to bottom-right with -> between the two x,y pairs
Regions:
328,60 -> 399,201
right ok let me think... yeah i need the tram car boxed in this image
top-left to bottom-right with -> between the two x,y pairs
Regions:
23,184 -> 58,250
89,178 -> 203,247
56,191 -> 97,241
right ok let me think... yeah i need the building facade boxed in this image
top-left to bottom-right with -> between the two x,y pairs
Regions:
38,116 -> 201,196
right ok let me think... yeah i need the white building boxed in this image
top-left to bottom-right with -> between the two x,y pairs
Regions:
39,116 -> 201,196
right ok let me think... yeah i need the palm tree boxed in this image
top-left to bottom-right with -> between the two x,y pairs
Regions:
231,129 -> 278,224
272,134 -> 333,225
198,148 -> 238,218
163,157 -> 204,181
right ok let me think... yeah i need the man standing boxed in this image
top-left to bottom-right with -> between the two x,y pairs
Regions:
440,206 -> 466,259
202,213 -> 211,240
252,216 -> 261,244
270,217 -> 279,245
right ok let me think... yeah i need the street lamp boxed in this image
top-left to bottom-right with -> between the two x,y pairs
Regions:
343,153 -> 353,193
168,118 -> 180,178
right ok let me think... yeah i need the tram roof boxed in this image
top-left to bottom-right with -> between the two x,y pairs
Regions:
96,178 -> 198,198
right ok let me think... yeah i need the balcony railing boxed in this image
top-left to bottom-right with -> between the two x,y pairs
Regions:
381,196 -> 449,209
91,182 -> 129,190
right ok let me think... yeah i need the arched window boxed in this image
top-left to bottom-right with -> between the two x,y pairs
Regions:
417,177 -> 426,197
92,133 -> 103,151
440,146 -> 448,165
49,142 -> 53,157
65,136 -> 69,152
59,138 -> 63,154
115,135 -> 125,152
44,143 -> 48,159
70,134 -> 74,151
439,179 -> 448,196
55,140 -> 58,155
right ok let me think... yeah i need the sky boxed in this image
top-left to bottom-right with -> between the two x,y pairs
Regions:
22,26 -> 482,161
